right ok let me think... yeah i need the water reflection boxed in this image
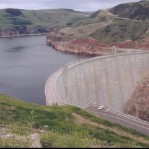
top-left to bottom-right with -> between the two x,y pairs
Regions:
6,46 -> 26,52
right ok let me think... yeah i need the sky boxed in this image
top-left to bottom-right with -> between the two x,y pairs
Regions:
0,0 -> 141,11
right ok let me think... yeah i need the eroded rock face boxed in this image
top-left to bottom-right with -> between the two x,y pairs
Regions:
47,34 -> 111,56
125,73 -> 149,122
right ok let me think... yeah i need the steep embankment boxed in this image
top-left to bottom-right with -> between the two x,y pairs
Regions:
125,73 -> 149,122
1,94 -> 149,147
0,8 -> 89,37
47,0 -> 149,55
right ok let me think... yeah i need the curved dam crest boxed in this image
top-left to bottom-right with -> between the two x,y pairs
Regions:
45,51 -> 149,113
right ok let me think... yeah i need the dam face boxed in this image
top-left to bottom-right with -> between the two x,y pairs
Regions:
46,52 -> 149,113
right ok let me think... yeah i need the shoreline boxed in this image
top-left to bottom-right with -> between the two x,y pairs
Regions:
0,33 -> 48,38
46,40 -> 111,57
46,38 -> 149,56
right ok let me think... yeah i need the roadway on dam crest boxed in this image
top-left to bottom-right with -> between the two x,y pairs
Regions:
45,50 -> 149,135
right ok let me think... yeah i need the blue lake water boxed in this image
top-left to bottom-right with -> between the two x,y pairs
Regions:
0,35 -> 88,105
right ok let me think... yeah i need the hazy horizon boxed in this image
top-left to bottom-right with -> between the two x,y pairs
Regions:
0,0 -> 141,12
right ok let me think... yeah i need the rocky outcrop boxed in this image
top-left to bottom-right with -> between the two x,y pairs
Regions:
125,73 -> 149,122
0,127 -> 42,148
110,0 -> 149,21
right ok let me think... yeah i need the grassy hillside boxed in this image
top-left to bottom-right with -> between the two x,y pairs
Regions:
77,0 -> 149,43
90,0 -> 149,43
91,18 -> 149,43
0,94 -> 149,148
0,8 -> 89,28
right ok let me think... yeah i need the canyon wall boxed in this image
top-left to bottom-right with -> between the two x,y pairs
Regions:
125,73 -> 149,121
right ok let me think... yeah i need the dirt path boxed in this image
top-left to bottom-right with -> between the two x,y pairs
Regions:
72,113 -> 149,145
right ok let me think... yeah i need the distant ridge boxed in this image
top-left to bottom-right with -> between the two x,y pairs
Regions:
0,8 -> 90,36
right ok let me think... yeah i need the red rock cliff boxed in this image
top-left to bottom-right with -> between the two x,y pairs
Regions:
125,73 -> 149,122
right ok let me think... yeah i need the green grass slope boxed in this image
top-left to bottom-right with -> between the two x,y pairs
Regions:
0,8 -> 89,29
91,18 -> 149,43
0,94 -> 149,148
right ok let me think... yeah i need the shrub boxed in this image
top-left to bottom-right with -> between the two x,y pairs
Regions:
5,9 -> 22,16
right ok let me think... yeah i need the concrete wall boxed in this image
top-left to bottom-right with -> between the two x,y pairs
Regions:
46,52 -> 149,113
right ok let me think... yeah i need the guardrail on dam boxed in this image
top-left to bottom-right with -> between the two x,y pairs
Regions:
45,51 -> 149,113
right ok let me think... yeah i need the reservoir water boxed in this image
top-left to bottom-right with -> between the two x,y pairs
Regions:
0,35 -> 88,105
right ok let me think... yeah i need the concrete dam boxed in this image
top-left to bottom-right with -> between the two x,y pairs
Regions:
45,52 -> 149,113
